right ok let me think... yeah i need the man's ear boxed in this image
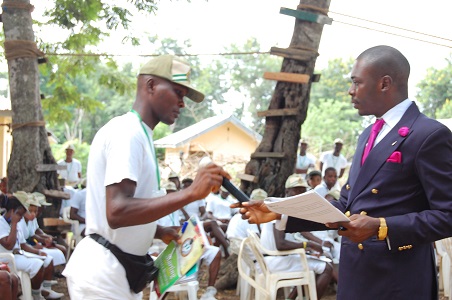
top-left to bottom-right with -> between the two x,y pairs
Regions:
145,76 -> 156,93
381,75 -> 393,92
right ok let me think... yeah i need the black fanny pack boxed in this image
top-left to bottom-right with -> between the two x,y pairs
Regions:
90,233 -> 159,293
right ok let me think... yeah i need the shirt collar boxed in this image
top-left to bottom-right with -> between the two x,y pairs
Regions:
381,99 -> 412,130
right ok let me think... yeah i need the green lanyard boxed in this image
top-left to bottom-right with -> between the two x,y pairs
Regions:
130,109 -> 161,190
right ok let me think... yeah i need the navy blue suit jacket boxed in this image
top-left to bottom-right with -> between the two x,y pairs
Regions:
286,103 -> 452,299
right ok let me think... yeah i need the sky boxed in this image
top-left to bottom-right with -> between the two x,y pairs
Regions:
100,0 -> 451,98
3,0 -> 450,107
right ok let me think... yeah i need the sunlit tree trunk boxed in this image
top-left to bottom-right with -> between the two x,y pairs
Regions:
241,0 -> 331,196
3,0 -> 59,193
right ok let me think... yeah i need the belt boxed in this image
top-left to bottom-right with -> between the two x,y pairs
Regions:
90,233 -> 114,250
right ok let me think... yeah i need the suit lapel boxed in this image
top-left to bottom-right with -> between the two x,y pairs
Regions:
346,103 -> 421,209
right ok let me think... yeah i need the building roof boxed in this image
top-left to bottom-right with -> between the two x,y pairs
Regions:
154,114 -> 262,148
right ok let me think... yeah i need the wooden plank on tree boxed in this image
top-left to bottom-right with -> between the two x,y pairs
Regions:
257,108 -> 298,118
237,173 -> 258,183
36,164 -> 66,172
43,218 -> 70,227
280,7 -> 333,25
251,152 -> 286,159
263,72 -> 310,84
43,189 -> 71,200
270,46 -> 318,61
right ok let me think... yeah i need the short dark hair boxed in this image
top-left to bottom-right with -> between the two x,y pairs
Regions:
1,196 -> 23,211
308,170 -> 322,179
181,178 -> 193,184
324,167 -> 337,175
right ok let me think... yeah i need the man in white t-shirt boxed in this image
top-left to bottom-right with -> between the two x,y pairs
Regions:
319,138 -> 348,178
57,144 -> 82,187
294,139 -> 317,178
63,55 -> 229,300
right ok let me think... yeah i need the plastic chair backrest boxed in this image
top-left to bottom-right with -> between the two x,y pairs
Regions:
0,253 -> 33,300
238,236 -> 270,299
247,230 -> 317,300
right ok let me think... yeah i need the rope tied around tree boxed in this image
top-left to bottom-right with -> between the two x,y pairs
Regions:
11,121 -> 46,131
1,1 -> 34,12
4,40 -> 45,61
297,4 -> 329,16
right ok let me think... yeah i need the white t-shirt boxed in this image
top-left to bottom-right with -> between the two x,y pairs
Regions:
71,189 -> 87,219
320,151 -> 347,176
57,158 -> 82,184
226,213 -> 259,240
206,195 -> 236,220
84,112 -> 160,255
183,199 -> 205,218
260,222 -> 326,274
71,188 -> 87,232
295,153 -> 316,172
0,217 -> 17,253
157,211 -> 180,227
204,193 -> 219,206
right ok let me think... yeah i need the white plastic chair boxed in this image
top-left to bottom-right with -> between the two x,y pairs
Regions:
237,236 -> 262,300
62,206 -> 82,259
0,252 -> 33,300
435,240 -> 449,297
440,238 -> 452,298
246,231 -> 317,300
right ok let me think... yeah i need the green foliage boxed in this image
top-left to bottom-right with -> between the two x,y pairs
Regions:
436,99 -> 452,119
416,57 -> 452,118
302,57 -> 363,160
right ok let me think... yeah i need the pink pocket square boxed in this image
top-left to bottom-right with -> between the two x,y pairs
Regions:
387,151 -> 402,163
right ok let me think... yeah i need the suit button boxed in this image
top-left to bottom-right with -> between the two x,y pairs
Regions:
345,211 -> 351,217
371,189 -> 379,194
358,243 -> 364,250
346,184 -> 350,190
398,247 -> 403,251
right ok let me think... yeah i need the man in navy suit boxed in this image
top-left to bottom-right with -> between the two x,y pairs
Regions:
237,45 -> 452,299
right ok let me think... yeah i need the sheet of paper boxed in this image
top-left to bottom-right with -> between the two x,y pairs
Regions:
264,190 -> 349,224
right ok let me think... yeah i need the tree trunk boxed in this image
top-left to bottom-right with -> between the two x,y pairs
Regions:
3,0 -> 59,193
241,0 -> 331,197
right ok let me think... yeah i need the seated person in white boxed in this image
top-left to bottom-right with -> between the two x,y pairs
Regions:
21,198 -> 66,268
70,186 -> 87,236
205,188 -> 237,258
0,192 -> 63,300
226,188 -> 263,252
314,167 -> 340,198
156,181 -> 221,300
214,189 -> 264,291
179,178 -> 206,221
259,174 -> 333,299
31,192 -> 68,260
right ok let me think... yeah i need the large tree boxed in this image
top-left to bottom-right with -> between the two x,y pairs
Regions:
3,0 -> 58,192
2,0 -> 159,193
241,0 -> 332,197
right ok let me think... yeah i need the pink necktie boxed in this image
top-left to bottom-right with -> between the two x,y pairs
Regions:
361,119 -> 385,165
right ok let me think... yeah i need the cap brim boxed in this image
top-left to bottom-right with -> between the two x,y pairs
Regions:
176,82 -> 204,103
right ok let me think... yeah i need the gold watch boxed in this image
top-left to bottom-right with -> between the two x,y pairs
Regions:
378,217 -> 388,240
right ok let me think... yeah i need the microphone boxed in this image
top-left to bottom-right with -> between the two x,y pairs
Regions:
221,177 -> 250,203
199,157 -> 250,203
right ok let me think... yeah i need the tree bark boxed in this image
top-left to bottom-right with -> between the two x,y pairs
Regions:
241,0 -> 331,197
3,0 -> 59,193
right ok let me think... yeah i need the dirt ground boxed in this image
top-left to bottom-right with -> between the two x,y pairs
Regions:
51,263 -> 446,300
